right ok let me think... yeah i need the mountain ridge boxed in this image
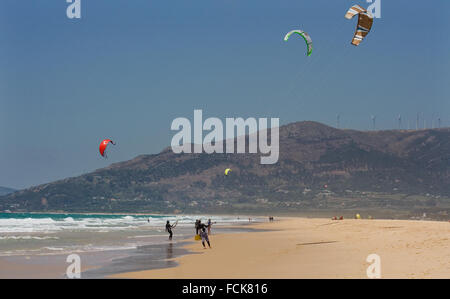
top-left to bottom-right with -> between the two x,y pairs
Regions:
1,121 -> 449,218
0,186 -> 16,196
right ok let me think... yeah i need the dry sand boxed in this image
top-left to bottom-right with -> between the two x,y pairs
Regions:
112,217 -> 450,279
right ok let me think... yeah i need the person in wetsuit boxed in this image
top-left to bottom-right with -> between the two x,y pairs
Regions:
195,219 -> 200,235
200,227 -> 211,249
197,221 -> 207,232
166,220 -> 177,241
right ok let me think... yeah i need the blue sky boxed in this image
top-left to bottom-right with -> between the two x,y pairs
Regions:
0,0 -> 449,189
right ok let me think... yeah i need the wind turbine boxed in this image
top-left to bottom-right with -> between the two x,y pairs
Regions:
371,115 -> 376,130
397,114 -> 402,129
336,114 -> 340,129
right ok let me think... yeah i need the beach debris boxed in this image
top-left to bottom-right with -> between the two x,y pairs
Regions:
318,222 -> 340,227
297,241 -> 338,246
99,139 -> 115,158
284,29 -> 313,56
355,213 -> 361,219
224,168 -> 232,176
345,4 -> 374,46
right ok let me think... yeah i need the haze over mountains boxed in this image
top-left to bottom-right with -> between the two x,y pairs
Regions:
0,187 -> 16,196
1,121 -> 449,219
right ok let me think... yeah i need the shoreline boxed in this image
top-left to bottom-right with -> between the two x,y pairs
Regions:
2,210 -> 448,222
0,220 -> 267,278
111,217 -> 450,279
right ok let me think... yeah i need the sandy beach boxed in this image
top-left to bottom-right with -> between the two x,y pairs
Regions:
112,217 -> 450,279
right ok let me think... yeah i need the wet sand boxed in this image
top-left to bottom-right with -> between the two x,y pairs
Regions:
112,218 -> 450,279
0,224 -> 263,278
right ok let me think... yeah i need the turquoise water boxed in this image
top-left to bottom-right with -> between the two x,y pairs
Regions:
0,212 -> 167,220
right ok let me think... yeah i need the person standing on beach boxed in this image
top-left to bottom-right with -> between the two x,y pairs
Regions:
166,220 -> 177,241
200,227 -> 211,249
207,219 -> 212,235
206,219 -> 216,235
195,219 -> 200,235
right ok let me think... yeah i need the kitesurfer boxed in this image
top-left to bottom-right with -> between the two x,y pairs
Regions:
166,220 -> 177,241
200,227 -> 211,249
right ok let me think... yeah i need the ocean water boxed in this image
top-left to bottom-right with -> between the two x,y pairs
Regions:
0,213 -> 257,257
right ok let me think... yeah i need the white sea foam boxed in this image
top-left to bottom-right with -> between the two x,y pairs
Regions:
43,247 -> 65,251
0,214 -> 260,257
0,214 -> 253,233
0,235 -> 59,240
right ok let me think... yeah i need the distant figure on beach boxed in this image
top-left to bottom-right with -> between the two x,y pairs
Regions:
200,227 -> 211,249
166,220 -> 178,241
207,218 -> 215,235
207,219 -> 211,234
195,219 -> 200,235
269,216 -> 274,222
